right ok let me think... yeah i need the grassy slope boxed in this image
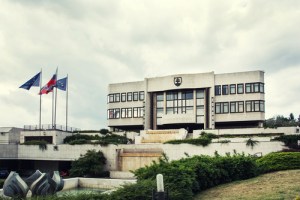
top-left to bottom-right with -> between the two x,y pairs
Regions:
194,170 -> 300,200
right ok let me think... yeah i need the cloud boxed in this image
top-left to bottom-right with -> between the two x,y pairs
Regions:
0,0 -> 300,129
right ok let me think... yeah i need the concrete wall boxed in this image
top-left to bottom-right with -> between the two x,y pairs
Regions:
20,130 -> 73,144
193,127 -> 298,138
62,178 -> 136,191
0,144 -> 18,159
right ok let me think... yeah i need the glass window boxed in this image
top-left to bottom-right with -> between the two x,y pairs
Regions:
196,90 -> 204,99
215,85 -> 221,95
121,93 -> 126,102
222,85 -> 228,95
254,83 -> 259,93
246,101 -> 252,112
260,83 -> 264,93
133,107 -> 138,118
230,84 -> 236,94
127,108 -> 132,118
108,94 -> 114,103
237,84 -> 244,94
139,91 -> 144,101
166,92 -> 174,100
245,83 -> 251,93
127,92 -> 132,101
238,101 -> 244,113
260,101 -> 265,112
121,108 -> 126,118
133,92 -> 138,101
215,103 -> 221,114
223,102 -> 229,113
156,93 -> 164,101
115,93 -> 120,102
184,91 -> 193,99
230,102 -> 236,113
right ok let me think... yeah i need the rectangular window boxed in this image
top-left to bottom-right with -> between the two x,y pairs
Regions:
230,84 -> 236,94
121,93 -> 126,102
127,108 -> 132,118
238,101 -> 244,113
196,90 -> 204,99
223,102 -> 229,113
215,85 -> 221,95
133,107 -> 138,118
230,101 -> 244,113
215,102 -> 229,114
139,91 -> 145,101
260,83 -> 264,93
237,84 -> 244,94
254,83 -> 259,93
230,102 -> 236,113
107,108 -> 120,119
215,103 -> 221,114
222,85 -> 229,95
127,92 -> 132,101
133,92 -> 138,101
108,94 -> 114,103
115,93 -> 120,102
245,83 -> 251,93
245,100 -> 265,112
121,108 -> 126,118
156,93 -> 164,101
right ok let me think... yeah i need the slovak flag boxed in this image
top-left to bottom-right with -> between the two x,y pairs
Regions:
39,74 -> 57,95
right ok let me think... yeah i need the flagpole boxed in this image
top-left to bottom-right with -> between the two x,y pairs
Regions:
39,69 -> 42,130
54,68 -> 58,129
52,87 -> 54,128
66,74 -> 68,131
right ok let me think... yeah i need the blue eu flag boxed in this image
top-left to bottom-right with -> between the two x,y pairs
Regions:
19,72 -> 41,90
56,77 -> 67,91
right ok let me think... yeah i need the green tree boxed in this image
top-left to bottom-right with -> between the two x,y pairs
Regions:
70,150 -> 106,177
100,128 -> 109,135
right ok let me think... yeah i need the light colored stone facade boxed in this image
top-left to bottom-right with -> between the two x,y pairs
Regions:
107,70 -> 265,131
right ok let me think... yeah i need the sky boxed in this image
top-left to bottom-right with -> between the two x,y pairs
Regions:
0,0 -> 299,130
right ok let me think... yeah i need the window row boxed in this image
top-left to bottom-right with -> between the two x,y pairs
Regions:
215,100 -> 265,114
157,89 -> 205,101
215,82 -> 264,96
107,107 -> 144,119
108,91 -> 144,103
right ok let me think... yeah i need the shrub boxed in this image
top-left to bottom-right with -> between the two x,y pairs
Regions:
245,138 -> 259,149
100,129 -> 110,135
23,140 -> 48,151
69,139 -> 89,145
69,150 -> 107,177
64,133 -> 129,145
272,134 -> 300,150
256,152 -> 300,173
134,153 -> 258,199
164,132 -> 218,146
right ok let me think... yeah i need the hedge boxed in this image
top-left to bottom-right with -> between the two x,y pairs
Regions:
256,152 -> 300,173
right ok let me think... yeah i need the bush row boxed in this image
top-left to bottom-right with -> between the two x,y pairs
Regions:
63,134 -> 130,145
164,132 -> 218,146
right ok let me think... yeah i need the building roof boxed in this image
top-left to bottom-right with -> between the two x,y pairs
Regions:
0,127 -> 13,133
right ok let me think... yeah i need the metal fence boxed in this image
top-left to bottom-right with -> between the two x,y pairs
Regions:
23,124 -> 80,132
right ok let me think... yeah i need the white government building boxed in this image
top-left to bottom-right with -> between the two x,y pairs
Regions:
107,70 -> 265,132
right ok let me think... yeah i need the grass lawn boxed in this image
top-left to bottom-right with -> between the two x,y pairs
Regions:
194,170 -> 300,200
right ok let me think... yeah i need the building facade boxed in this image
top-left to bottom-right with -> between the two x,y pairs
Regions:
107,71 -> 265,131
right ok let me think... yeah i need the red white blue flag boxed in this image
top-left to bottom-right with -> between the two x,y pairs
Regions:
39,74 -> 57,95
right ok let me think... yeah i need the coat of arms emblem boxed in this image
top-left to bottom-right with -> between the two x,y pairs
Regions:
174,77 -> 182,87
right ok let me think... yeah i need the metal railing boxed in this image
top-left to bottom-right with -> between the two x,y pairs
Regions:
23,124 -> 80,132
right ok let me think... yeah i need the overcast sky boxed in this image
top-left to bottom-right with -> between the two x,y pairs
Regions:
0,0 -> 299,130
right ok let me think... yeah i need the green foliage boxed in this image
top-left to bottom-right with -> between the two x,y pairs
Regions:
133,153 -> 258,200
63,133 -> 129,145
272,134 -> 300,150
164,132 -> 218,146
69,150 -> 107,177
256,152 -> 300,173
23,140 -> 48,151
264,114 -> 299,128
245,138 -> 259,149
100,129 -> 109,135
108,179 -> 155,200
